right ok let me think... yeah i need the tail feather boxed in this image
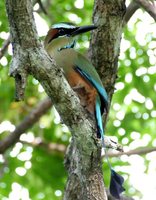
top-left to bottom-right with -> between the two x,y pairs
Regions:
110,169 -> 125,199
95,95 -> 125,199
95,95 -> 104,138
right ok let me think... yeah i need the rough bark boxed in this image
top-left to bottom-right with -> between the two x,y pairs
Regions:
89,0 -> 126,101
5,1 -> 125,200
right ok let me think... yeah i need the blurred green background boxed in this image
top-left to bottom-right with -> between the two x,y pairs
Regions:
0,0 -> 156,199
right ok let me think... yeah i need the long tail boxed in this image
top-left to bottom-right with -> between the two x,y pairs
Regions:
95,95 -> 125,199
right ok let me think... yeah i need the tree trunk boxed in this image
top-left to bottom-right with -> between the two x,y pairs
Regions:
89,0 -> 126,100
64,1 -> 126,200
5,0 -> 125,200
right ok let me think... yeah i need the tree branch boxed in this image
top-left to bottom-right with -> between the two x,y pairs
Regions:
134,0 -> 156,21
124,1 -> 139,24
0,97 -> 52,154
21,137 -> 66,155
124,0 -> 156,26
0,35 -> 10,60
108,146 -> 156,157
34,0 -> 47,15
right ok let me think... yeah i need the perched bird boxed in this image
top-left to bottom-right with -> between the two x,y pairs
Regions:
44,22 -> 108,138
44,22 -> 124,199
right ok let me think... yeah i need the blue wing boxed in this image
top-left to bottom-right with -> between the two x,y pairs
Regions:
75,66 -> 108,114
75,66 -> 107,138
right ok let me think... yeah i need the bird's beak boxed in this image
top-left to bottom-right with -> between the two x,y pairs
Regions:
70,25 -> 97,37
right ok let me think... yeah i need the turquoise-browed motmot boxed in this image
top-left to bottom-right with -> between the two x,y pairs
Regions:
44,22 -> 124,199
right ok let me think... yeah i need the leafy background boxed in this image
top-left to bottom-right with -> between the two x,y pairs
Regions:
0,0 -> 156,199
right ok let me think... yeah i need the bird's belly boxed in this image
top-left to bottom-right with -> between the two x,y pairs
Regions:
51,49 -> 97,114
67,70 -> 97,114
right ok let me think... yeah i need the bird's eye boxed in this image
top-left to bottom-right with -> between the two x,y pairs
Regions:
59,29 -> 65,36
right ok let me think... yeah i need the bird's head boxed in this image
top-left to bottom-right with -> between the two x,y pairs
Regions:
44,22 -> 97,51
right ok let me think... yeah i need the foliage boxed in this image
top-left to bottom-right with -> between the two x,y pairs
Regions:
0,1 -> 156,200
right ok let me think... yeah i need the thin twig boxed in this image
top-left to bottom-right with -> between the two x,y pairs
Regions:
134,0 -> 156,21
0,35 -> 10,60
108,146 -> 156,157
37,0 -> 47,14
124,0 -> 156,26
124,1 -> 140,25
21,137 -> 66,155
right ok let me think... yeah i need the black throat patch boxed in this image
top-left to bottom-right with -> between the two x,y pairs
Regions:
58,40 -> 76,52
